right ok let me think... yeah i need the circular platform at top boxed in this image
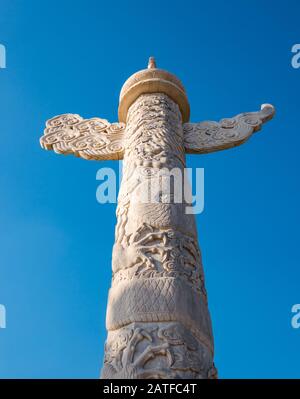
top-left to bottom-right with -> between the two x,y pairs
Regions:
118,59 -> 190,123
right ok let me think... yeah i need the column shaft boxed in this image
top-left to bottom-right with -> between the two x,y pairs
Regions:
101,93 -> 216,379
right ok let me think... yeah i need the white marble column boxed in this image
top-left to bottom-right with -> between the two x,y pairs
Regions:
101,93 -> 216,379
40,57 -> 274,380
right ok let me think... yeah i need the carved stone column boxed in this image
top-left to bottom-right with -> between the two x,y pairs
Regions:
39,57 -> 274,380
101,93 -> 216,379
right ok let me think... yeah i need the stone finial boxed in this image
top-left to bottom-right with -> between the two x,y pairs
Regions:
148,56 -> 157,69
118,58 -> 190,123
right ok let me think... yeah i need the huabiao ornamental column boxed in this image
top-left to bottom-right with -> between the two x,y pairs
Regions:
40,57 -> 274,379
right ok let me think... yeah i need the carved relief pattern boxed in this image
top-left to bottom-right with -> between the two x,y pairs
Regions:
39,76 -> 274,380
102,93 -> 216,379
40,114 -> 125,160
102,322 -> 218,379
112,224 -> 206,297
183,104 -> 275,154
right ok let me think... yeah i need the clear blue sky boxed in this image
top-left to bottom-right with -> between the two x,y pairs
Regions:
0,0 -> 299,378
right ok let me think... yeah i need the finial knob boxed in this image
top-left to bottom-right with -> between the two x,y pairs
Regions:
148,56 -> 156,69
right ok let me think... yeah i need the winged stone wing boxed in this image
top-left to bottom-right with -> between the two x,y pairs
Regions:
183,104 -> 275,154
40,114 -> 126,160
